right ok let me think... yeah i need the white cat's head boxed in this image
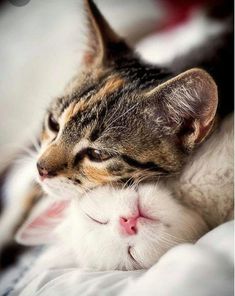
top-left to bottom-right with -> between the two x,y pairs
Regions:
16,184 -> 208,270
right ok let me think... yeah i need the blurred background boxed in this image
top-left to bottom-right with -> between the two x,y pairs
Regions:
0,0 -> 233,161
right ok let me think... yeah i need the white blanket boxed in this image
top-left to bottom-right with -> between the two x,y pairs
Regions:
5,221 -> 233,296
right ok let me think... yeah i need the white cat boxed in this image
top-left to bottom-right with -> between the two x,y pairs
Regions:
16,184 -> 207,271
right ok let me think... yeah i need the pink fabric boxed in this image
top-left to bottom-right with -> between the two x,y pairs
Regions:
154,0 -> 213,31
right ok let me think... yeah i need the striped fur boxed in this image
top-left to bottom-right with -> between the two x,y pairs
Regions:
36,1 -> 218,196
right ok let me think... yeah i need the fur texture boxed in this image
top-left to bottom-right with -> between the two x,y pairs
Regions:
170,114 -> 234,228
0,0 -> 231,269
0,111 -> 231,277
15,114 -> 233,273
16,184 -> 208,271
36,0 -> 218,200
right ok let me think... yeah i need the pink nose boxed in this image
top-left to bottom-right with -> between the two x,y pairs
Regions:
119,216 -> 138,235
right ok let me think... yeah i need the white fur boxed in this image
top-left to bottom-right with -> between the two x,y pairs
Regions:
40,177 -> 84,200
170,114 -> 234,227
60,185 -> 207,270
17,184 -> 207,272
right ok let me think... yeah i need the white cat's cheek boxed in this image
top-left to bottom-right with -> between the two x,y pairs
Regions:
71,219 -> 126,270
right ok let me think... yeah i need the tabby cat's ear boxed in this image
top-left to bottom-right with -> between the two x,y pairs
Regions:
145,68 -> 218,151
83,0 -> 130,66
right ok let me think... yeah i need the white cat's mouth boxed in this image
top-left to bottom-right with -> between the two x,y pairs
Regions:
137,199 -> 158,223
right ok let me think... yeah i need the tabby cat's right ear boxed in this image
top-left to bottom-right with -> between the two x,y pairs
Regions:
83,0 -> 130,66
144,68 -> 218,151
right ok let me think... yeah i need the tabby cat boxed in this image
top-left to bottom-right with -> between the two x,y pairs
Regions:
36,0 -> 218,195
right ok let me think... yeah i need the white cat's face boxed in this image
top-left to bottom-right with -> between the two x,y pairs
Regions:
59,184 -> 208,270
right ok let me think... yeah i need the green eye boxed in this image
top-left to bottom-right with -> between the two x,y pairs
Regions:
87,148 -> 111,162
48,114 -> 59,133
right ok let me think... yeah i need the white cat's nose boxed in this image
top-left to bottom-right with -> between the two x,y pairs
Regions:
119,215 -> 139,235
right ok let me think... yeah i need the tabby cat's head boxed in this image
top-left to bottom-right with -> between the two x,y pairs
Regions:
36,0 -> 218,197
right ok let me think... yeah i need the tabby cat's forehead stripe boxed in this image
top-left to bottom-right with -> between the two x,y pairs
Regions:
56,62 -> 171,118
57,82 -> 102,116
57,75 -> 125,129
69,76 -> 124,118
89,91 -> 125,141
57,72 -> 117,115
61,85 -> 127,143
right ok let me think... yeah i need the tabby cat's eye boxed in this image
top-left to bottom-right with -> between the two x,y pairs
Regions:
87,148 -> 111,162
48,114 -> 59,133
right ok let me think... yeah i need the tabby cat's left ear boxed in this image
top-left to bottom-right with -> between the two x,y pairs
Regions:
83,0 -> 130,66
144,68 -> 218,151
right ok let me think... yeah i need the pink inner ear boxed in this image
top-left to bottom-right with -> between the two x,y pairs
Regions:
29,201 -> 70,229
16,200 -> 70,246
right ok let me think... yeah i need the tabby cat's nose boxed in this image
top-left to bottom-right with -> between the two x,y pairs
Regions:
37,162 -> 57,181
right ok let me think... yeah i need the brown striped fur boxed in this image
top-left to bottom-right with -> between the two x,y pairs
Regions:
36,0 -> 218,195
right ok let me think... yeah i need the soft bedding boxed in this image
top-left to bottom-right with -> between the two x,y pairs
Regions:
1,221 -> 233,296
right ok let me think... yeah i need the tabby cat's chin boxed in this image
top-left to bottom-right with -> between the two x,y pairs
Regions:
38,177 -> 83,199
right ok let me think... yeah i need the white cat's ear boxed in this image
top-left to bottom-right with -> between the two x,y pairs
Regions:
144,68 -> 218,151
15,199 -> 70,246
83,0 -> 130,66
